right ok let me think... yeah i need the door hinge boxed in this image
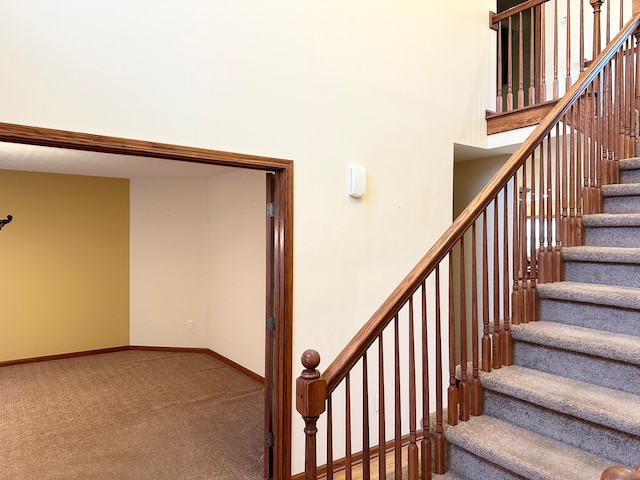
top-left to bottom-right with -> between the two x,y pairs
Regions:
266,316 -> 276,331
265,431 -> 274,448
267,203 -> 277,218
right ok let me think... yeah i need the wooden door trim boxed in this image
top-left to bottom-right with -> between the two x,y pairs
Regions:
0,121 -> 294,480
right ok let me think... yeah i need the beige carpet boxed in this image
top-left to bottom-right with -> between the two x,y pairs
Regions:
0,350 -> 264,479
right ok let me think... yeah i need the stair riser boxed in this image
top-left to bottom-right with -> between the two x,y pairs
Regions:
620,169 -> 640,184
563,260 -> 640,288
583,226 -> 640,248
603,196 -> 640,214
447,445 -> 522,480
512,341 -> 640,396
483,389 -> 640,469
538,298 -> 640,336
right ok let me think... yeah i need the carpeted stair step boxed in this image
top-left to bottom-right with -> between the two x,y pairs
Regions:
444,415 -> 613,480
562,246 -> 640,288
481,365 -> 640,468
603,183 -> 640,213
619,157 -> 640,184
510,321 -> 640,395
537,281 -> 640,336
582,213 -> 640,247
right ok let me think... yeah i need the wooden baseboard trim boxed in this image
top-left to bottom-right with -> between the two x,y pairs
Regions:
0,345 -> 265,384
128,345 -> 265,384
0,346 -> 130,367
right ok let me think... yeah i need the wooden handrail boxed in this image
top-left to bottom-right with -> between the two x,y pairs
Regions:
490,0 -> 549,28
321,12 -> 640,396
601,463 -> 640,480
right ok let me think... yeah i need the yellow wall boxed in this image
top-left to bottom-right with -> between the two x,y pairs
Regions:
0,170 -> 129,361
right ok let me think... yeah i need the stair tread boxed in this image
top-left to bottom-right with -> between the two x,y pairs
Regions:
511,321 -> 640,365
619,157 -> 640,170
537,281 -> 640,309
481,365 -> 640,435
445,415 -> 613,480
583,213 -> 640,227
562,245 -> 640,263
602,183 -> 640,196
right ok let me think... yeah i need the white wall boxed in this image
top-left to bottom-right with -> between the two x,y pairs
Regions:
0,1 -> 496,473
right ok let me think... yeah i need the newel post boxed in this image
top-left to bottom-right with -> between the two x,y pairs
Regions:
591,0 -> 604,58
635,0 -> 640,15
296,349 -> 326,480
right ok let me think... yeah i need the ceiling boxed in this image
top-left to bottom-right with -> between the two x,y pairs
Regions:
0,141 -> 236,179
453,143 -> 518,163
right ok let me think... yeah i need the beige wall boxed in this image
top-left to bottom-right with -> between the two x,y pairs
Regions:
0,1 -> 495,471
0,170 -> 129,361
129,171 -> 266,376
208,170 -> 266,375
129,177 -> 211,349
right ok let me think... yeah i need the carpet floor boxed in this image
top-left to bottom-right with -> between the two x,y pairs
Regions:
0,350 -> 264,479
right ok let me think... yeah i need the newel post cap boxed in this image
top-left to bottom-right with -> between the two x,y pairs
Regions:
296,349 -> 326,418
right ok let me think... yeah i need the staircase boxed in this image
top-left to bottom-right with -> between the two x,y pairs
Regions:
440,158 -> 640,480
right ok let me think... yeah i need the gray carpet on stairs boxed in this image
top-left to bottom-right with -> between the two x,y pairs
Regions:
444,157 -> 640,479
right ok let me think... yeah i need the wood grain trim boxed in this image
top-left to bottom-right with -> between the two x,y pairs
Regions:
486,99 -> 558,134
490,0 -> 549,29
0,121 -> 292,170
0,346 -> 130,367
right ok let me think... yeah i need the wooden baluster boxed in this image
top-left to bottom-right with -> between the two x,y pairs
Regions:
554,0 -> 560,99
512,173 -> 523,325
569,106 -> 578,246
448,253 -> 459,426
626,38 -> 634,158
362,355 -> 370,480
528,151 -> 538,323
508,16 -> 514,110
434,266 -> 446,474
519,11 -> 525,107
603,61 -> 611,185
635,31 -> 640,160
546,136 -> 555,282
296,350 -> 326,480
520,163 -> 530,324
498,20 -> 504,113
540,3 -> 547,102
502,186 -> 513,365
566,0 -> 572,92
607,0 -> 611,45
538,140 -> 548,283
459,236 -> 470,421
554,124 -> 564,282
529,7 -> 536,104
408,299 -> 418,480
378,334 -> 386,480
327,397 -> 333,480
635,0 -> 640,16
394,315 -> 402,480
562,109 -> 570,246
581,0 -> 585,71
345,374 -> 352,480
482,211 -> 492,370
616,46 -> 624,165
471,222 -> 482,414
575,99 -> 584,247
420,281 -> 432,480
493,199 -> 503,365
592,0 -> 603,58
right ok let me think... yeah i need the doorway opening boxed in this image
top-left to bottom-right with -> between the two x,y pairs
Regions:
0,122 -> 294,480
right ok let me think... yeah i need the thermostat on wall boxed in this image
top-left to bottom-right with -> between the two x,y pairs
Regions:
348,165 -> 366,198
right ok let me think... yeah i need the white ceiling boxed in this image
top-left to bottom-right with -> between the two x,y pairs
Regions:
454,143 -> 519,163
0,141 -> 236,179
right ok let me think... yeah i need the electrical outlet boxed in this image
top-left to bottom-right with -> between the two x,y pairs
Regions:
187,320 -> 193,329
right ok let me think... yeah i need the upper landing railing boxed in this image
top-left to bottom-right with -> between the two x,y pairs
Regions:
492,0 -> 634,114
